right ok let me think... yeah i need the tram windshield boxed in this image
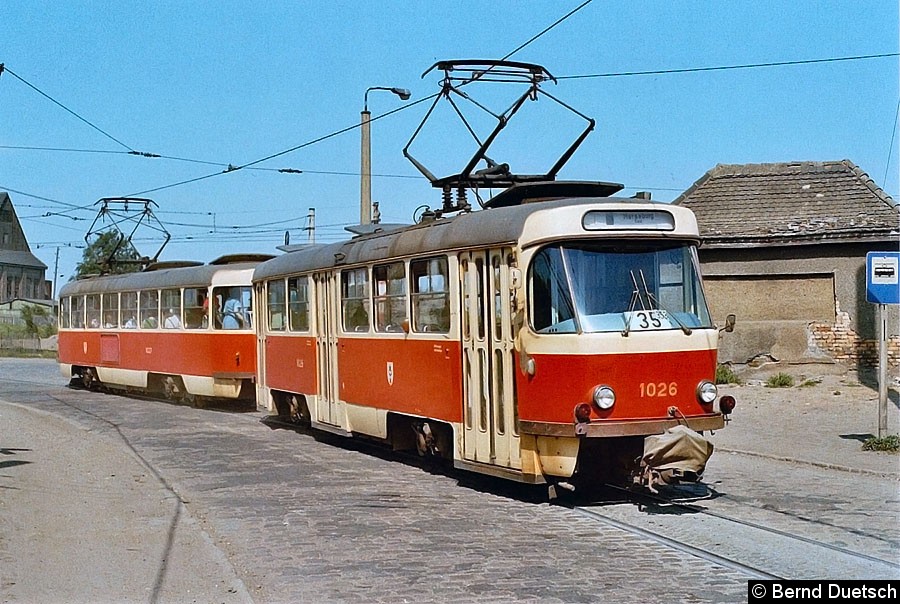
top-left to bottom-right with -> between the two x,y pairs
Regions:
529,241 -> 712,334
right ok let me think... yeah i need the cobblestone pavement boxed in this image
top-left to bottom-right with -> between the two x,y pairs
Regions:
2,358 -> 898,603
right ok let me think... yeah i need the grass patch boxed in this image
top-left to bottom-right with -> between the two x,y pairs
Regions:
0,349 -> 57,359
862,434 -> 900,453
766,372 -> 795,388
715,364 -> 740,385
799,378 -> 822,388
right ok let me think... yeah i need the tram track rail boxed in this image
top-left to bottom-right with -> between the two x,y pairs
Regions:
571,504 -> 782,580
616,484 -> 900,568
567,483 -> 900,580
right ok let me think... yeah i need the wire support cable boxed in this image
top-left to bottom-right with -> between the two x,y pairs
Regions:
1,64 -> 135,151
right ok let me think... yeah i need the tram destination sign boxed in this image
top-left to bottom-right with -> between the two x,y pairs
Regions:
866,252 -> 900,305
582,210 -> 675,231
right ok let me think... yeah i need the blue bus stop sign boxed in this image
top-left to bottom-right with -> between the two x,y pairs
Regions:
866,252 -> 900,304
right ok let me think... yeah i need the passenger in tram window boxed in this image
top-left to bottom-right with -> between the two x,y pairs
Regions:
212,296 -> 223,328
201,297 -> 210,328
344,299 -> 369,331
163,308 -> 183,329
124,316 -> 137,329
222,296 -> 245,329
140,291 -> 160,329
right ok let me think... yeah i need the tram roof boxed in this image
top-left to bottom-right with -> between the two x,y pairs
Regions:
58,261 -> 262,296
254,196 -> 698,281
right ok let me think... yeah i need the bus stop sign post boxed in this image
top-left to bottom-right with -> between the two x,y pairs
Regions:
866,252 -> 900,438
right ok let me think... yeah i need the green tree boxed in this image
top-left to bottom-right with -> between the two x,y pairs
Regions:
20,304 -> 57,338
74,231 -> 143,278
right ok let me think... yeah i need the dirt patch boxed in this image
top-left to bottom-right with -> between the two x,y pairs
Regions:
712,361 -> 900,476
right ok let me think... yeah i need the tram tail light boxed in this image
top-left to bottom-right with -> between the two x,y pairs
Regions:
718,395 -> 736,416
574,403 -> 592,423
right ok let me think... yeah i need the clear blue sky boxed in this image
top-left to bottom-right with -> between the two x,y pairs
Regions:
2,1 -> 898,287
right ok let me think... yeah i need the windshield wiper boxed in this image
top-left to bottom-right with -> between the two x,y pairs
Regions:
638,270 -> 692,335
621,270 -> 647,337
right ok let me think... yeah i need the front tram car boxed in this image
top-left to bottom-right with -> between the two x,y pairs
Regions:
58,255 -> 271,405
254,188 -> 735,491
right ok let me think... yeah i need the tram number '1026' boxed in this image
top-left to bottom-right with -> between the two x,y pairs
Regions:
640,382 -> 678,398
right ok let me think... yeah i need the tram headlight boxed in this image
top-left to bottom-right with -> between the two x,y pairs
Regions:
696,381 -> 717,405
592,385 -> 616,410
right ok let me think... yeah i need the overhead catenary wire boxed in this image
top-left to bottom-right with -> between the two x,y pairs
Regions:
29,1 -> 595,198
0,184 -> 94,212
884,99 -> 900,189
5,48 -> 896,198
5,5 -> 898,227
558,52 -> 900,80
501,0 -> 593,61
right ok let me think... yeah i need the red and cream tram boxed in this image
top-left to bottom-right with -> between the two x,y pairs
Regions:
57,255 -> 271,405
254,186 -> 734,487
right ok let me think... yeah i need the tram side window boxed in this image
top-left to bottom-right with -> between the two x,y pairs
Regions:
72,295 -> 85,328
140,290 -> 160,328
184,287 -> 208,329
267,279 -> 286,331
161,289 -> 183,329
86,294 -> 101,328
121,292 -> 138,328
410,257 -> 449,333
213,286 -> 252,330
288,276 -> 310,332
59,296 -> 70,329
374,262 -> 407,333
341,268 -> 370,332
102,293 -> 119,328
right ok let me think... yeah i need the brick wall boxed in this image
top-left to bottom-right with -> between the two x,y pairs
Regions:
809,311 -> 900,368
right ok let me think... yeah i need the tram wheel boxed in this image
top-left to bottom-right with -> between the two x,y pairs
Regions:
289,395 -> 310,425
81,367 -> 98,391
163,376 -> 180,400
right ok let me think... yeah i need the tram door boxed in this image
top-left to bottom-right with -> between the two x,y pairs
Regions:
254,282 -> 269,411
313,271 -> 341,427
460,249 -> 520,471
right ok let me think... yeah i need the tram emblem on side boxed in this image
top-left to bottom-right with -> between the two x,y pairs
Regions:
386,362 -> 394,386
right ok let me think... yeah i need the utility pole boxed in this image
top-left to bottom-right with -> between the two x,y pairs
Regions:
361,86 -> 410,224
304,208 -> 316,244
52,246 -> 59,299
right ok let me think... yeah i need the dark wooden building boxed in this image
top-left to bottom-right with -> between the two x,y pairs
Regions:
0,192 -> 50,302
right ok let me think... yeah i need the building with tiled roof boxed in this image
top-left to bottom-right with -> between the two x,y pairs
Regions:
0,192 -> 50,303
674,160 -> 898,368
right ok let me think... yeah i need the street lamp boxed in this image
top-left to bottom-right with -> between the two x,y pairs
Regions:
361,86 -> 411,224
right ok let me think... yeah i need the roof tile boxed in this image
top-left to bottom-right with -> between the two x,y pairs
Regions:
673,160 -> 898,243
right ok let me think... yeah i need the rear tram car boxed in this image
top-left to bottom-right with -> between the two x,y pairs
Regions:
58,255 -> 271,405
254,185 -> 734,488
